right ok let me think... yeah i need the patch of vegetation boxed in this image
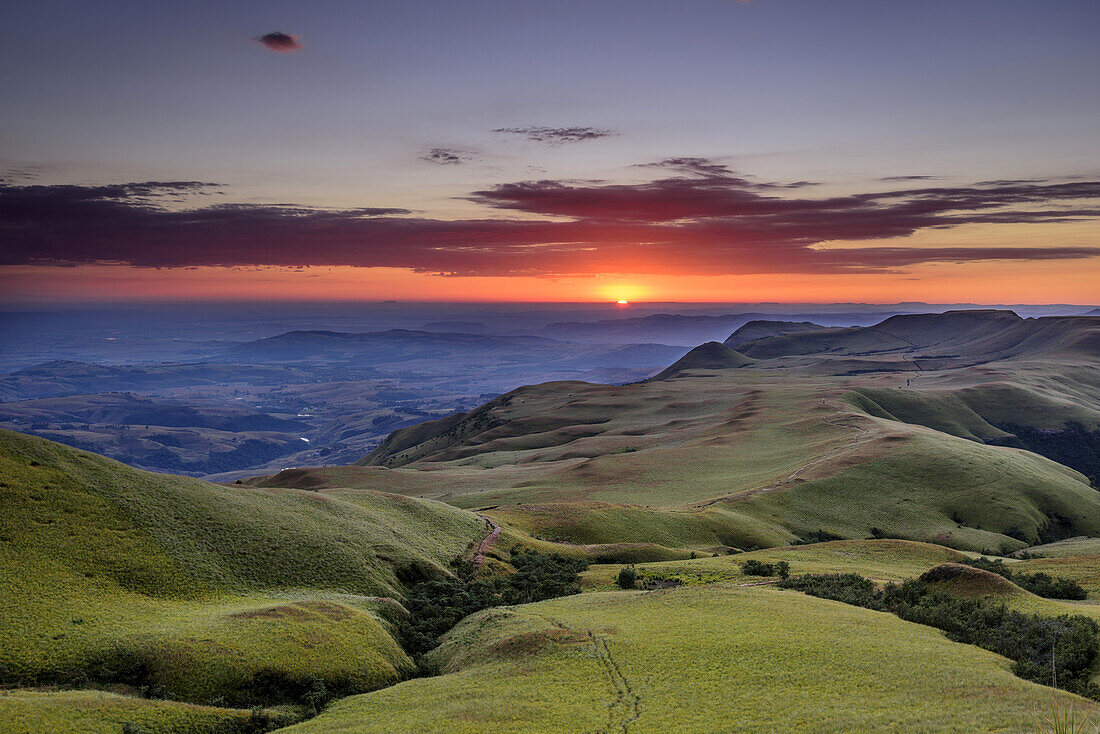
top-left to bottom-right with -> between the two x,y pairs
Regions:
793,529 -> 845,545
741,559 -> 790,579
778,573 -> 1100,698
616,566 -> 637,589
403,550 -> 588,657
961,557 -> 1087,600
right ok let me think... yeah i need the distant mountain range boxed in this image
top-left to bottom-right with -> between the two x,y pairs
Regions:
539,311 -> 900,346
722,310 -> 1099,369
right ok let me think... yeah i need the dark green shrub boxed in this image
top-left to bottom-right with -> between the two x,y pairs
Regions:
741,559 -> 776,577
617,566 -> 637,590
402,551 -> 589,657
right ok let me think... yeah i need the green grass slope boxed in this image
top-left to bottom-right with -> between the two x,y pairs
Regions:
0,429 -> 485,710
730,428 -> 1100,552
580,539 -> 971,590
0,690 -> 258,734
282,585 -> 1093,733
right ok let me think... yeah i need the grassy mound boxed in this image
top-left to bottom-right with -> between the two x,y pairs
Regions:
649,341 -> 751,379
918,563 -> 1024,598
280,585 -> 1094,733
0,429 -> 484,709
0,690 -> 261,734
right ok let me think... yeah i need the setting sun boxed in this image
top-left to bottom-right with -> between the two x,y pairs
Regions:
617,299 -> 629,304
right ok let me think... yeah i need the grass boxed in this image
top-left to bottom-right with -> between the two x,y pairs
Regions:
1023,538 -> 1100,558
0,690 -> 257,734
282,584 -> 1096,733
731,429 -> 1100,552
0,428 -> 485,716
580,539 -> 969,590
1013,556 -> 1100,598
340,367 -> 1100,553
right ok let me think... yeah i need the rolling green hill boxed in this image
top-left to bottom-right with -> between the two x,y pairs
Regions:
0,429 -> 487,728
351,363 -> 1100,553
281,584 -> 1095,733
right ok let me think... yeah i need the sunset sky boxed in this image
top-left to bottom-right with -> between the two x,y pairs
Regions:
2,0 -> 1098,303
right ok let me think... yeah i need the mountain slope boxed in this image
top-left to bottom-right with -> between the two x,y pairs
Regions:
650,341 -> 751,379
733,310 -> 1100,365
352,357 -> 1100,552
723,319 -> 831,347
0,429 -> 485,709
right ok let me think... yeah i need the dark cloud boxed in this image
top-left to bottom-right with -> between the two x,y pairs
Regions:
880,175 -> 941,182
638,158 -> 818,188
492,126 -> 615,145
255,32 -> 302,53
2,175 -> 1098,277
421,148 -> 474,165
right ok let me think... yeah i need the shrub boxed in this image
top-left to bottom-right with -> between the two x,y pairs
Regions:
617,566 -> 637,590
402,551 -> 589,657
741,560 -> 777,577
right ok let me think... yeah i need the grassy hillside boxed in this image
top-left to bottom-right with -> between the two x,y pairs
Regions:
346,363 -> 1100,552
0,690 -> 259,734
733,311 -> 1099,365
649,341 -> 751,379
0,429 -> 485,715
580,539 -> 972,589
282,585 -> 1093,733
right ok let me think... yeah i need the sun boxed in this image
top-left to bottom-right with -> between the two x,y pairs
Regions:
600,283 -> 646,303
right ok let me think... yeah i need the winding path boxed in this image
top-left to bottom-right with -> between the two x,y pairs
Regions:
473,515 -> 502,566
534,613 -> 641,733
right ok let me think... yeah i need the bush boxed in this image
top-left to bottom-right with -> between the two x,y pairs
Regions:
741,559 -> 777,577
402,551 -> 589,657
617,566 -> 637,590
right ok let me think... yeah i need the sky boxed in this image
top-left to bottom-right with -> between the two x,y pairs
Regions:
1,0 -> 1099,304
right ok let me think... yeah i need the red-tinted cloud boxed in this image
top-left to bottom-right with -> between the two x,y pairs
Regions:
255,32 -> 302,52
2,172 -> 1098,277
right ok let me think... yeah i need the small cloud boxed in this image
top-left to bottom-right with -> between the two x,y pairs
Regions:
255,32 -> 302,53
421,148 -> 475,165
880,175 -> 940,182
640,157 -> 734,178
492,126 -> 616,145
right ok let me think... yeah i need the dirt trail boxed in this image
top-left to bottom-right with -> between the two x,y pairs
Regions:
590,631 -> 641,733
533,613 -> 640,733
473,515 -> 502,566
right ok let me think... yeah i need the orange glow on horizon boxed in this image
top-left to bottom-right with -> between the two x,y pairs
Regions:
1,260 -> 1098,305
